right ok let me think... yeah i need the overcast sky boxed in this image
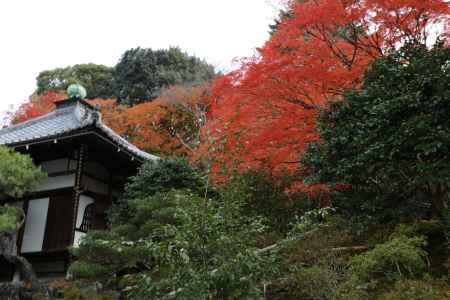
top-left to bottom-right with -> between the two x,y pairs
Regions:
0,0 -> 280,116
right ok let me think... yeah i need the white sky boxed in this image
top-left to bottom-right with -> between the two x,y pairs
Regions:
0,0 -> 280,116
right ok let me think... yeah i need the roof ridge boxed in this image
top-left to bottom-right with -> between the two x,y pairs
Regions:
0,100 -> 158,161
0,100 -> 99,136
0,106 -> 74,135
95,122 -> 158,160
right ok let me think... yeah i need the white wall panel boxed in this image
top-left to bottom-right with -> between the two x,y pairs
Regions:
35,174 -> 75,192
40,158 -> 76,174
21,198 -> 49,253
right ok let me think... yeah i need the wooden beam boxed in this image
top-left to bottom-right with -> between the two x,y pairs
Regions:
70,145 -> 86,247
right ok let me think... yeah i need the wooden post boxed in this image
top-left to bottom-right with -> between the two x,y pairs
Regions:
71,145 -> 86,247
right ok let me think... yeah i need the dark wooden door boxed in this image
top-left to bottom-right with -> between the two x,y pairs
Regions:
43,193 -> 75,251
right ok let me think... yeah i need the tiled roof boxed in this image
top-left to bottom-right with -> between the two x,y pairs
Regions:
0,100 -> 158,161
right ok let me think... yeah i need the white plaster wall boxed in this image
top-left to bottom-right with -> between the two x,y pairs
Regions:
21,198 -> 49,253
73,195 -> 95,248
35,174 -> 75,192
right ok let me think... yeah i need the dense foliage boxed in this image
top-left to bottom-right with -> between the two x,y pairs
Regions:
0,206 -> 19,232
10,47 -> 215,157
69,41 -> 450,300
35,48 -> 215,105
114,47 -> 216,104
0,146 -> 46,199
303,43 -> 450,223
4,1 -> 450,299
226,171 -> 314,232
0,147 -> 46,298
36,64 -> 115,99
0,145 -> 45,231
93,84 -> 210,156
108,158 -> 207,224
197,0 -> 449,185
9,91 -> 66,125
70,159 -> 276,299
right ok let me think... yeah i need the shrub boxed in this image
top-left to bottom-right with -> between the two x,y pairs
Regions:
108,157 -> 207,225
0,206 -> 19,231
68,261 -> 114,281
226,171 -> 313,233
377,279 -> 438,300
350,235 -> 427,283
291,265 -> 339,300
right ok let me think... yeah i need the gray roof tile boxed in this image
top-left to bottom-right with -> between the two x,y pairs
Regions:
0,100 -> 158,161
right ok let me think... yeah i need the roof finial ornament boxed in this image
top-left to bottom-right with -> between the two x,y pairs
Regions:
67,84 -> 87,100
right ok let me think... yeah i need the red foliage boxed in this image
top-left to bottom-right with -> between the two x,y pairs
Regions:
7,0 -> 448,199
198,0 -> 449,193
91,85 -> 209,157
10,92 -> 66,124
8,84 -> 207,157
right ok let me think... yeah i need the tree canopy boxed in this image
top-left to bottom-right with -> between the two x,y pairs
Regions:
4,1 -> 447,298
302,42 -> 450,221
197,0 -> 449,187
0,146 -> 46,295
0,146 -> 45,199
36,64 -> 115,99
70,158 -> 275,299
114,47 -> 216,104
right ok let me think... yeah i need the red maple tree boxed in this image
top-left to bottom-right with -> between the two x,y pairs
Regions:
90,84 -> 209,156
10,92 -> 66,124
8,84 -> 209,158
198,0 -> 449,190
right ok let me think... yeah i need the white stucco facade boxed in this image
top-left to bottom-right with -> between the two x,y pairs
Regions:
21,198 -> 49,253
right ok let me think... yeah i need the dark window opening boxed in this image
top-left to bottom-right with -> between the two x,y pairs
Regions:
78,203 -> 94,233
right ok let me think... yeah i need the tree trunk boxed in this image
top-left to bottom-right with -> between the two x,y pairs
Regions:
0,208 -> 50,299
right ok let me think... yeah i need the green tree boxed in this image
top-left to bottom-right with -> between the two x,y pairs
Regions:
70,158 -> 275,299
0,146 -> 46,200
113,47 -> 216,104
0,146 -> 46,292
36,64 -> 115,99
226,171 -> 313,233
302,42 -> 450,222
108,158 -> 208,225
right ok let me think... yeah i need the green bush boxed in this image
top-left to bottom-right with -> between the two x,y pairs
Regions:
302,43 -> 450,223
377,279 -> 438,300
441,208 -> 450,239
0,145 -> 46,198
226,171 -> 313,233
71,157 -> 277,298
108,158 -> 208,225
68,261 -> 114,281
0,205 -> 19,231
350,235 -> 427,283
392,222 -> 449,276
53,286 -> 117,300
291,265 -> 339,300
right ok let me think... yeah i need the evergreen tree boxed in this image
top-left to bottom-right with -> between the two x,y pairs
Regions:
36,64 -> 115,99
0,146 -> 46,292
302,42 -> 450,223
113,47 -> 216,104
70,158 -> 275,299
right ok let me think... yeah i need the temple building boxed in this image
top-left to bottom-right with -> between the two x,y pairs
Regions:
0,85 -> 157,279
